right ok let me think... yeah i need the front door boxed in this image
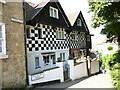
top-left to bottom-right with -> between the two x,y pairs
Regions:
63,60 -> 70,81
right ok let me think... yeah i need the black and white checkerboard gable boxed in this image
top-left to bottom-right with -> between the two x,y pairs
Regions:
68,31 -> 86,49
27,24 -> 69,52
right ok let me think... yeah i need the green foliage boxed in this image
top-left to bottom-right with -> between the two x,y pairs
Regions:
99,51 -> 120,90
89,1 -> 120,43
111,63 -> 120,90
107,46 -> 113,51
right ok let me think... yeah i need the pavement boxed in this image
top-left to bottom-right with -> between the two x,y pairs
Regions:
32,72 -> 114,90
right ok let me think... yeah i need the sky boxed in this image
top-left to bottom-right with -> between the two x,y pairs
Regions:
26,0 -> 101,35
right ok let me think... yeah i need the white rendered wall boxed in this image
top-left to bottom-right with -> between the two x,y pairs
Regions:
29,62 -> 64,85
91,59 -> 99,74
68,60 -> 88,80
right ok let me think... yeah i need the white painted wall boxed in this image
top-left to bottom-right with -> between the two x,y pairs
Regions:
74,62 -> 88,80
91,59 -> 99,74
68,60 -> 88,80
27,49 -> 69,74
29,62 -> 64,85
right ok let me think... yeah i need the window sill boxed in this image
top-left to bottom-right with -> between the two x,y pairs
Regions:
71,39 -> 77,41
0,54 -> 8,60
56,39 -> 65,40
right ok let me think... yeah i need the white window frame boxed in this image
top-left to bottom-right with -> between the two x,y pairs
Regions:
60,53 -> 65,61
77,18 -> 82,26
49,6 -> 59,19
0,23 -> 6,55
43,54 -> 56,69
35,56 -> 41,69
56,29 -> 65,39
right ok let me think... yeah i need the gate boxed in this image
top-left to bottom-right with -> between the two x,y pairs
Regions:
63,60 -> 70,81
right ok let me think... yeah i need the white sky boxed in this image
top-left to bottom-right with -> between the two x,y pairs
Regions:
26,0 -> 101,35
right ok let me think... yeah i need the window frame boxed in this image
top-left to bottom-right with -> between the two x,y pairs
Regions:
77,18 -> 82,26
0,23 -> 6,55
70,32 -> 77,40
73,51 -> 78,58
60,53 -> 65,61
49,6 -> 59,19
56,29 -> 65,40
35,56 -> 41,69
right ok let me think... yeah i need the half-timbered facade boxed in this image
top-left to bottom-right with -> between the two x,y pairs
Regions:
26,0 -> 70,75
67,11 -> 91,60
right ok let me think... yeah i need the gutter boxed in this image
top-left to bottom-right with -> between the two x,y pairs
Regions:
22,0 -> 29,86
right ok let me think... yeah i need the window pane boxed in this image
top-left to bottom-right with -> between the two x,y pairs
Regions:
0,46 -> 2,52
77,19 -> 82,26
50,8 -> 53,17
0,40 -> 2,52
35,57 -> 40,69
54,9 -> 57,18
0,40 -> 2,45
38,29 -> 42,38
63,53 -> 65,60
56,31 -> 58,39
43,56 -> 49,65
52,55 -> 56,64
0,26 -> 2,38
60,53 -> 62,59
59,31 -> 61,39
62,31 -> 64,39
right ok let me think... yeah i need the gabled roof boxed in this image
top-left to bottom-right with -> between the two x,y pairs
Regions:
26,0 -> 70,28
25,1 -> 36,21
67,11 -> 80,26
30,0 -> 49,20
67,11 -> 90,33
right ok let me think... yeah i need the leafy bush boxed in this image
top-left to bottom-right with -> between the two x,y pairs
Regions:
99,51 -> 120,90
111,63 -> 120,90
107,46 -> 113,51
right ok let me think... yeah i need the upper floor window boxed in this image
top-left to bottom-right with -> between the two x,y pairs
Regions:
0,23 -> 6,55
70,32 -> 77,40
56,29 -> 65,39
49,6 -> 59,19
77,18 -> 82,26
87,35 -> 91,42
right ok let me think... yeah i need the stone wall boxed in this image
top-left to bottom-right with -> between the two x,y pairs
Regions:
1,2 -> 26,88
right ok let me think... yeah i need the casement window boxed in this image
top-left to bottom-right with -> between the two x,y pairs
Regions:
77,18 -> 82,26
43,56 -> 49,66
51,55 -> 56,64
60,53 -> 65,61
73,51 -> 78,58
49,6 -> 59,19
35,56 -> 41,69
56,30 -> 65,39
43,54 -> 56,69
71,32 -> 77,40
87,35 -> 91,42
26,28 -> 30,38
0,23 -> 6,55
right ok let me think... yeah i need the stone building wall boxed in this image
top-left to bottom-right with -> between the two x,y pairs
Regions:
0,1 -> 26,88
